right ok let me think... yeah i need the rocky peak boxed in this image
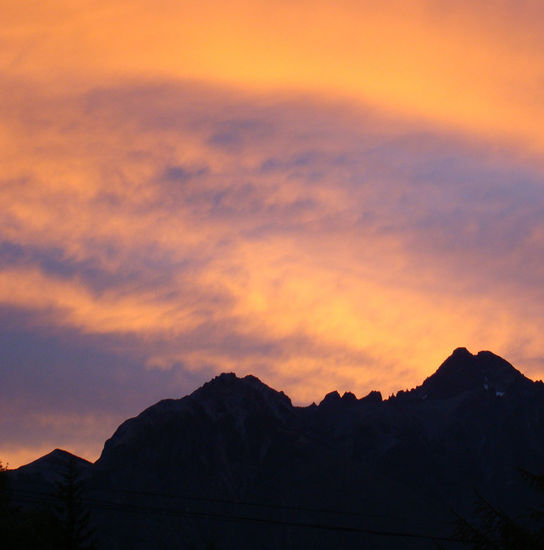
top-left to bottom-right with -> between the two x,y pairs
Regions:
418,347 -> 527,399
319,390 -> 341,406
11,448 -> 91,485
190,372 -> 293,420
361,390 -> 382,404
318,390 -> 361,407
17,448 -> 90,471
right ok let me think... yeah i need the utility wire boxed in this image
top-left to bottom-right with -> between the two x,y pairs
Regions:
9,483 -> 453,527
9,480 -> 454,526
8,487 -> 464,545
89,485 -> 418,521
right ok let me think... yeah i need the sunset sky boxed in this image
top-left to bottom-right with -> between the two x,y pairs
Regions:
2,0 -> 544,467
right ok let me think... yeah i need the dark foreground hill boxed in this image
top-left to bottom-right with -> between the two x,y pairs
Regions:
7,348 -> 544,549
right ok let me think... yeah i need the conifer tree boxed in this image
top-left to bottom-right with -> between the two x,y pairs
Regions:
455,470 -> 544,549
55,457 -> 95,550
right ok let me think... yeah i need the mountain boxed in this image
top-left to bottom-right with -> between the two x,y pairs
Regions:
416,347 -> 531,399
7,348 -> 544,549
11,449 -> 91,484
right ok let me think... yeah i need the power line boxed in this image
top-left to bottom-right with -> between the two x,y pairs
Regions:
9,483 -> 453,527
10,476 -> 454,526
8,487 -> 464,545
88,485 -> 418,522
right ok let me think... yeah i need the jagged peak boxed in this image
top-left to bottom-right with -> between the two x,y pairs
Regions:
418,347 -> 527,399
319,390 -> 341,406
451,346 -> 472,357
204,371 -> 238,385
361,390 -> 382,403
318,390 -> 372,407
191,371 -> 293,413
342,391 -> 357,403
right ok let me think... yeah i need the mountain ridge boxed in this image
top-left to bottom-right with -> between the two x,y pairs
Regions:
7,347 -> 544,550
12,347 -> 539,471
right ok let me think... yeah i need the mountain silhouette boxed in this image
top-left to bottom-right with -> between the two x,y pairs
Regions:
7,348 -> 544,549
12,448 -> 91,485
416,347 -> 530,400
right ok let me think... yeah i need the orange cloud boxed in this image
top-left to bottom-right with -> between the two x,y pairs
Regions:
1,81 -> 543,400
0,411 -> 119,468
1,9 -> 544,467
3,0 -> 544,151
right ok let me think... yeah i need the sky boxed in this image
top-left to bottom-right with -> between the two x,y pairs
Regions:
1,0 -> 544,467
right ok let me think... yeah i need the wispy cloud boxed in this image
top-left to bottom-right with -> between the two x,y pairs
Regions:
1,0 -> 544,466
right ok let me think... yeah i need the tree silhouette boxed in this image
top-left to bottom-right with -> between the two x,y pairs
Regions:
0,460 -> 8,514
0,459 -> 61,549
55,457 -> 95,550
455,470 -> 544,549
0,456 -> 97,549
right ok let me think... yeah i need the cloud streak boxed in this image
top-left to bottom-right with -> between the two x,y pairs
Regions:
3,1 -> 544,149
1,1 -> 544,466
